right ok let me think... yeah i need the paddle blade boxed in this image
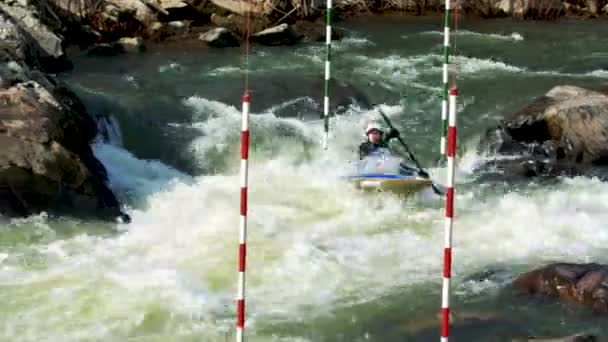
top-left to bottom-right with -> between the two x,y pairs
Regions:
431,183 -> 447,196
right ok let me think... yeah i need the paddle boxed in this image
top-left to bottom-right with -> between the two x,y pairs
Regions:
375,106 -> 446,196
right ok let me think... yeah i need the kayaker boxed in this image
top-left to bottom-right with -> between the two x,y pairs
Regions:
358,121 -> 400,159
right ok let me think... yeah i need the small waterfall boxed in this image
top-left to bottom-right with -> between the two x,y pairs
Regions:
95,115 -> 123,146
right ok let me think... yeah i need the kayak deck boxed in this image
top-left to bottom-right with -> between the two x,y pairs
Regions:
347,173 -> 433,195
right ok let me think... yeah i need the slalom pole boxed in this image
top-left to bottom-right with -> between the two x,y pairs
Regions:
236,1 -> 252,341
236,91 -> 250,342
440,0 -> 451,161
323,0 -> 333,149
440,86 -> 458,342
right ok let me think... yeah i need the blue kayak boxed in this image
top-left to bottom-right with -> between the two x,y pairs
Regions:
346,149 -> 434,195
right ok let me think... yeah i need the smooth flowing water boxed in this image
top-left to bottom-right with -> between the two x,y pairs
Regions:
2,16 -> 608,341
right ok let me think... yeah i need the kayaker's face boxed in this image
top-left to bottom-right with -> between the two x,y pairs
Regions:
368,130 -> 381,143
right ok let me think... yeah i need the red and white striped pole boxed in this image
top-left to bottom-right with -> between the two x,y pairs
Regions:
236,91 -> 250,342
441,86 -> 457,342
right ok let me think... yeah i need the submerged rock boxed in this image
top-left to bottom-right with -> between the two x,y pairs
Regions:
512,333 -> 598,341
514,262 -> 608,314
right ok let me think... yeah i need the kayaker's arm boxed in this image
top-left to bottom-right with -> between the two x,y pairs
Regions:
358,142 -> 371,160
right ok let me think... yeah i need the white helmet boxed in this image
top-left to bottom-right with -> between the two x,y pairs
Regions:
365,121 -> 383,135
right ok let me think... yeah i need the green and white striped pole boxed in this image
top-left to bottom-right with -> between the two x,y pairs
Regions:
440,0 -> 451,159
323,0 -> 332,150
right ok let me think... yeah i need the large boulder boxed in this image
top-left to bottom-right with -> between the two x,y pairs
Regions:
514,263 -> 608,314
0,81 -> 128,221
0,6 -> 129,222
476,85 -> 608,179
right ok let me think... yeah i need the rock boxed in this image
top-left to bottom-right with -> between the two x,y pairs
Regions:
210,13 -> 270,37
587,0 -> 598,15
0,5 -> 129,222
514,263 -> 608,314
292,19 -> 344,42
86,37 -> 145,55
168,20 -> 187,28
476,85 -> 608,179
208,0 -> 270,15
34,0 -> 153,44
151,0 -> 206,21
117,36 -> 146,52
0,81 -> 127,221
603,3 -> 608,14
512,334 -> 599,341
0,2 -> 70,72
251,23 -> 300,46
0,61 -> 25,87
199,27 -> 240,47
86,43 -> 126,56
158,0 -> 189,9
0,2 -> 63,59
486,0 -> 563,19
145,20 -> 192,41
106,0 -> 156,24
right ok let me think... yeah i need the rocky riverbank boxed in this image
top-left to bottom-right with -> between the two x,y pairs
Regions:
27,0 -> 608,54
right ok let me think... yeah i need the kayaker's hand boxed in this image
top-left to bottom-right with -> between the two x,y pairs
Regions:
386,128 -> 399,140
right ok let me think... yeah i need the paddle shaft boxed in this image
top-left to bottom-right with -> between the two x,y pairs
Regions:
377,109 -> 428,177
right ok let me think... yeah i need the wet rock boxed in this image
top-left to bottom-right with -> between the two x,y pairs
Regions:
208,0 -> 270,16
86,42 -> 126,56
210,13 -> 270,37
147,20 -> 192,41
0,1 -> 70,72
153,0 -> 206,21
587,0 -> 598,15
512,333 -> 599,341
117,36 -> 146,52
86,37 -> 146,55
292,19 -> 344,42
0,81 -> 128,222
33,0 -> 151,45
0,5 -> 129,222
199,27 -> 240,47
476,85 -> 608,179
514,263 -> 608,314
465,0 -> 564,19
251,23 -> 300,46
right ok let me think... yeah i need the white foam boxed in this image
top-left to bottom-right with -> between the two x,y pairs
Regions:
416,29 -> 524,42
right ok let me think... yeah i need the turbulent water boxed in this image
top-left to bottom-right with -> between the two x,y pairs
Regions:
2,16 -> 608,341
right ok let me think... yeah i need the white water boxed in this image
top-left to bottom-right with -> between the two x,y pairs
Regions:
415,29 -> 525,42
3,103 -> 608,342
